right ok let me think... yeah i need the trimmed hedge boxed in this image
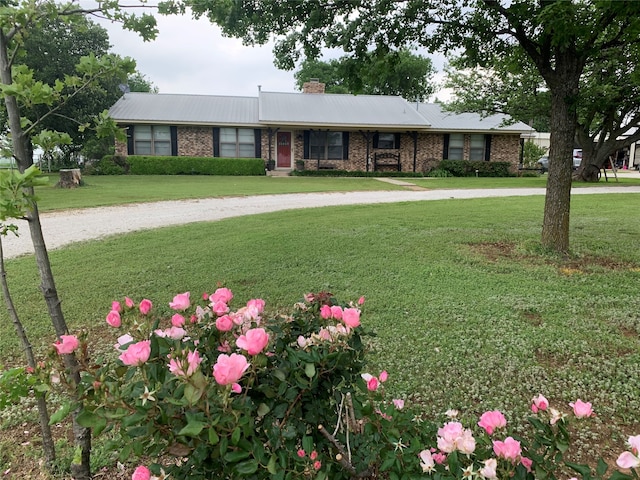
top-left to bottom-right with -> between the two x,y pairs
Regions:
439,160 -> 513,177
291,170 -> 425,178
127,156 -> 266,176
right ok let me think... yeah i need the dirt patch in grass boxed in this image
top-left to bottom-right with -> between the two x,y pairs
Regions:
467,241 -> 639,273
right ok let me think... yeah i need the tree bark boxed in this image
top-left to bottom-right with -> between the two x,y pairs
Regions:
0,30 -> 92,480
541,55 -> 581,253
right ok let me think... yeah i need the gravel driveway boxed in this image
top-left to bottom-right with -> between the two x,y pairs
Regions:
3,186 -> 639,259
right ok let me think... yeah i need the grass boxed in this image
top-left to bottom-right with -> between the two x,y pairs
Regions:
33,173 -> 640,212
1,185 -> 640,473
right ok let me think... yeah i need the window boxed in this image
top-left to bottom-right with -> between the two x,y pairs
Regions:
469,134 -> 486,161
220,128 -> 256,158
448,134 -> 464,160
134,125 -> 171,155
310,131 -> 344,160
375,133 -> 399,149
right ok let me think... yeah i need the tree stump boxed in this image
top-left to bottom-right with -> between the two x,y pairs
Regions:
57,169 -> 82,188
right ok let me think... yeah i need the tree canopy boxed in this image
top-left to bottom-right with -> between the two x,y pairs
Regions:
179,0 -> 640,252
294,50 -> 436,101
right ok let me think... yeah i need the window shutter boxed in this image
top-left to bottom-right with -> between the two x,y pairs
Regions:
254,129 -> 262,158
170,126 -> 178,156
303,130 -> 310,159
213,127 -> 220,157
342,132 -> 349,159
126,125 -> 134,155
484,134 -> 492,161
394,133 -> 401,149
373,133 -> 379,149
443,134 -> 450,159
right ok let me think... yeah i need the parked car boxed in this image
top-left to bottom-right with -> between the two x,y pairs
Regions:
536,152 -> 582,173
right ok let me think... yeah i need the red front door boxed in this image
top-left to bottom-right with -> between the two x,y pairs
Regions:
276,132 -> 291,168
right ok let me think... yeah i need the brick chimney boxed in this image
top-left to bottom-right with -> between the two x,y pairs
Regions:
302,78 -> 325,94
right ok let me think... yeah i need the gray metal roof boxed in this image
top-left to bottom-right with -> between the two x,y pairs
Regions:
108,92 -> 532,134
258,91 -> 430,129
108,93 -> 259,125
414,103 -> 533,133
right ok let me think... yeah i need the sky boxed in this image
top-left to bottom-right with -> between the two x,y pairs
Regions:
92,10 -> 449,99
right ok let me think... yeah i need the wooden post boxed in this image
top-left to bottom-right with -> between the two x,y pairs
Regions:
57,168 -> 82,188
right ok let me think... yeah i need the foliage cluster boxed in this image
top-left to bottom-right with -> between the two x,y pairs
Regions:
439,160 -> 513,177
85,156 -> 267,176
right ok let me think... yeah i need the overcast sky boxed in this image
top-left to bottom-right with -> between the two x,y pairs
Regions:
93,11 -> 449,99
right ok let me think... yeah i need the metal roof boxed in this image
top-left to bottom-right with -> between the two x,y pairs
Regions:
258,91 -> 430,129
108,92 -> 532,134
414,103 -> 533,133
108,93 -> 259,125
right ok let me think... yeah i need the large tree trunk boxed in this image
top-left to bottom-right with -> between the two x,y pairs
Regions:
541,58 -> 581,253
0,31 -> 92,480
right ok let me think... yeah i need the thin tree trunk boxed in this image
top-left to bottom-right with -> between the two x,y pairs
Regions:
0,30 -> 91,480
0,234 -> 56,465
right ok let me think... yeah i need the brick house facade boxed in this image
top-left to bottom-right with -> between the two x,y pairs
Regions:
110,86 -> 532,173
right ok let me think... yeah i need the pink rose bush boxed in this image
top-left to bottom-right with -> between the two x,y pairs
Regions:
50,287 -> 627,480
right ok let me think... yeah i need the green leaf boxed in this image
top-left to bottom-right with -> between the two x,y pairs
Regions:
257,403 -> 271,417
596,458 -> 608,476
224,450 -> 250,462
49,402 -> 72,425
231,426 -> 241,445
76,409 -> 108,434
565,461 -> 592,478
304,362 -> 316,379
235,459 -> 258,475
178,418 -> 206,437
267,455 -> 277,474
208,428 -> 219,445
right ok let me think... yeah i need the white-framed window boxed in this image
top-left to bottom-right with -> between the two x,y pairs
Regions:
134,125 -> 171,155
448,133 -> 464,160
310,131 -> 344,160
470,134 -> 486,161
220,128 -> 255,158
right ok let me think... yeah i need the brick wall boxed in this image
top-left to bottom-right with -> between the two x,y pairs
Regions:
177,126 -> 213,157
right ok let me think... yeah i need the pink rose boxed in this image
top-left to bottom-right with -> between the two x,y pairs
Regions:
457,429 -> 476,455
114,333 -> 134,351
139,299 -> 152,315
246,298 -> 265,313
213,353 -> 249,385
342,308 -> 361,328
212,301 -> 229,316
217,340 -> 231,353
210,287 -> 233,304
617,451 -> 640,469
155,326 -> 186,340
367,376 -> 379,391
106,310 -> 121,328
313,461 -> 321,470
119,340 -> 151,366
330,305 -> 343,319
125,297 -> 135,308
215,314 -> 234,332
478,410 -> 507,435
53,335 -> 79,355
479,458 -> 497,480
531,394 -> 549,413
569,399 -> 594,418
419,450 -> 435,473
131,465 -> 151,480
171,314 -> 186,327
168,350 -> 202,378
169,292 -> 190,311
393,399 -> 405,410
320,305 -> 331,319
358,296 -> 365,305
111,301 -> 122,313
297,449 -> 306,458
231,383 -> 242,394
379,370 -> 388,382
493,437 -> 521,462
236,328 -> 269,355
521,456 -> 533,472
310,450 -> 318,460
433,452 -> 447,464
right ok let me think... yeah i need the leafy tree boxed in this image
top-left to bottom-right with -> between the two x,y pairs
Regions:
444,39 -> 640,182
16,16 -> 157,167
295,49 -> 436,100
0,2 -> 157,478
182,0 -> 640,252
